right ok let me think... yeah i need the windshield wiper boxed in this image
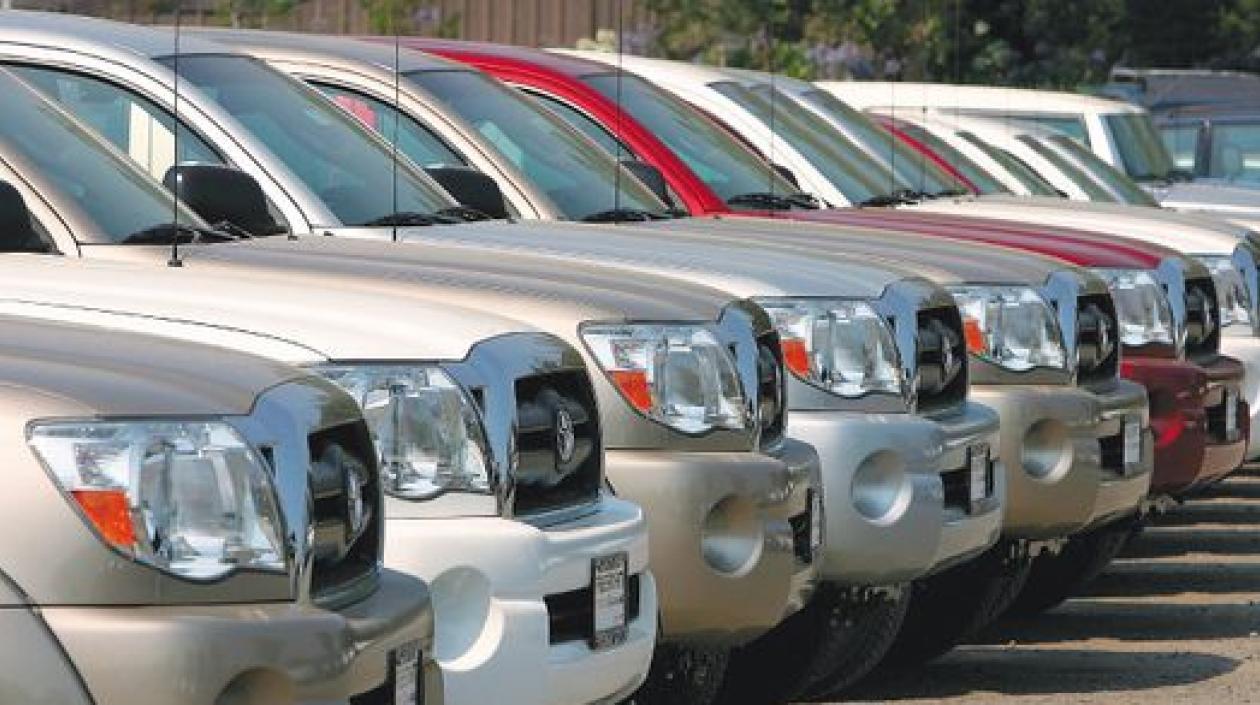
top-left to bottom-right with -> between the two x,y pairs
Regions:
119,222 -> 243,245
1168,168 -> 1196,183
582,207 -> 670,223
363,211 -> 462,227
435,206 -> 495,222
934,188 -> 971,198
858,188 -> 924,207
727,192 -> 821,210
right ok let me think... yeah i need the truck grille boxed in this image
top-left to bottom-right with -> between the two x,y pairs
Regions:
512,369 -> 603,517
1076,293 -> 1120,387
756,330 -> 787,451
915,306 -> 968,414
1185,276 -> 1221,361
307,420 -> 381,609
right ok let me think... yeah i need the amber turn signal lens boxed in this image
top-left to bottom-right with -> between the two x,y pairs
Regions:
71,489 -> 136,547
781,338 -> 811,377
609,369 -> 653,412
963,317 -> 986,355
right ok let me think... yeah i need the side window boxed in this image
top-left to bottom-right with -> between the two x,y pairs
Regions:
313,83 -> 469,168
10,65 -> 224,182
1161,125 -> 1200,172
529,91 -> 627,155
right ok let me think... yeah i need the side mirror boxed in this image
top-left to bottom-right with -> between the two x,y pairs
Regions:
619,158 -> 674,207
0,181 -> 52,253
772,163 -> 800,189
424,166 -> 509,220
163,164 -> 282,237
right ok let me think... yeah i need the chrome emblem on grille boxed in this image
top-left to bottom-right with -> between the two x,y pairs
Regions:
555,407 -> 576,465
345,458 -> 368,541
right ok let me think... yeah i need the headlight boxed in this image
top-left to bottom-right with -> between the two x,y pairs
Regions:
28,421 -> 286,581
315,366 -> 490,500
757,298 -> 906,400
581,323 -> 748,434
1091,269 -> 1178,349
1197,255 -> 1251,328
949,285 -> 1066,372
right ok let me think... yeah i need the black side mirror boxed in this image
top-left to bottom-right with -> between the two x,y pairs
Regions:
772,163 -> 800,189
0,181 -> 52,253
424,166 -> 509,220
163,164 -> 282,237
619,158 -> 674,207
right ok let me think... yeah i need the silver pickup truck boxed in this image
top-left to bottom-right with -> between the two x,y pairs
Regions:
0,314 -> 436,705
0,44 -> 841,705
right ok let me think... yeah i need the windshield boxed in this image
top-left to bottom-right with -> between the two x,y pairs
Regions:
1105,112 -> 1178,181
957,131 -> 1062,196
160,54 -> 454,227
710,81 -> 888,203
0,70 -> 205,242
1045,133 -> 1158,205
883,118 -> 1009,194
792,87 -> 967,195
582,73 -> 799,204
1018,134 -> 1118,201
1206,122 -> 1260,183
407,69 -> 666,219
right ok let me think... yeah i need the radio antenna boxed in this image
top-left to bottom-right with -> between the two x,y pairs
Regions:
613,0 -> 625,219
390,0 -> 401,243
168,0 -> 183,267
766,11 -> 777,200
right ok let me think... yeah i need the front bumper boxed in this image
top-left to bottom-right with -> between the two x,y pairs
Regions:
607,440 -> 821,646
971,381 -> 1152,540
40,568 -> 437,705
789,401 -> 1003,586
1125,354 -> 1249,495
383,496 -> 655,705
1222,330 -> 1260,458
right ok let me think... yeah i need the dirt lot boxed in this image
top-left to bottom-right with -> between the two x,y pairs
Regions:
826,466 -> 1260,704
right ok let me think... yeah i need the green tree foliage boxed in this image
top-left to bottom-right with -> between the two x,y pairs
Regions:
640,0 -> 1260,87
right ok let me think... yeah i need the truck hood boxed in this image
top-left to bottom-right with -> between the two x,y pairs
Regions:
1150,180 -> 1260,217
671,215 -> 1070,286
958,195 -> 1245,254
0,256 -> 532,362
0,314 -> 304,416
306,219 -> 917,299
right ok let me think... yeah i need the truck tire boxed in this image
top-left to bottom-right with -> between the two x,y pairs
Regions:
881,541 -> 1033,666
714,583 -> 911,705
1005,522 -> 1134,617
631,642 -> 729,705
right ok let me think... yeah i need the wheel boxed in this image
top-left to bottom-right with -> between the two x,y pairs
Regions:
1005,522 -> 1135,617
713,583 -> 911,705
881,541 -> 1033,667
630,642 -> 729,705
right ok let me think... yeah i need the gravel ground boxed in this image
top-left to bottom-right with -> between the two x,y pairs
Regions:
818,466 -> 1260,704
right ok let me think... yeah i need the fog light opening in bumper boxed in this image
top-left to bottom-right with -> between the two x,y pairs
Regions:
701,496 -> 764,575
430,566 -> 494,662
1022,419 -> 1073,482
851,450 -> 912,524
216,669 -> 295,705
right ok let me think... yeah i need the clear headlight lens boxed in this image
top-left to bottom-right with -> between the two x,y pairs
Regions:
1197,255 -> 1251,328
581,323 -> 748,434
28,421 -> 286,581
757,298 -> 906,399
949,285 -> 1067,372
1091,268 -> 1178,348
316,366 -> 490,500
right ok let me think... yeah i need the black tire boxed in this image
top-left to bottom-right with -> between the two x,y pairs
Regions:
1005,523 -> 1134,617
881,541 -> 1033,667
630,642 -> 729,705
713,584 -> 911,705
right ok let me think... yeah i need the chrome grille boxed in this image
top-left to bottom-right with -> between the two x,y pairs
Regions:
756,330 -> 787,450
1076,293 -> 1120,387
1185,276 -> 1221,361
512,369 -> 602,517
307,420 -> 381,608
915,306 -> 968,414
